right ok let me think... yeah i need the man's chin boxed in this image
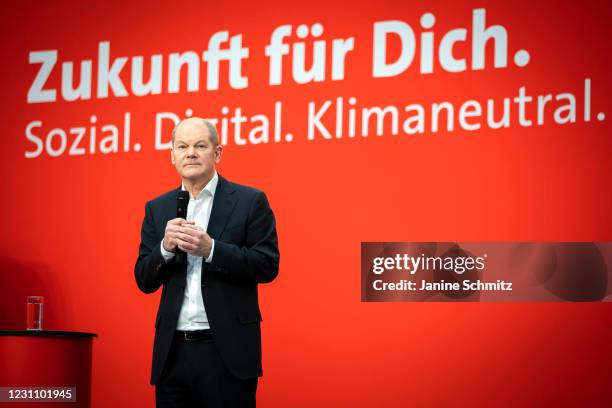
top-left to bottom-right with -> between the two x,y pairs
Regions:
181,170 -> 211,182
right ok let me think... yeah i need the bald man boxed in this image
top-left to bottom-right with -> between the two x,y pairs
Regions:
135,118 -> 280,407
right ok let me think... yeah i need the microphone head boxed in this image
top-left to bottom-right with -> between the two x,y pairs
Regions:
177,191 -> 190,219
177,190 -> 190,201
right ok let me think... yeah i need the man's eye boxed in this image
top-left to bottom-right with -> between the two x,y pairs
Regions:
178,146 -> 187,150
197,145 -> 206,149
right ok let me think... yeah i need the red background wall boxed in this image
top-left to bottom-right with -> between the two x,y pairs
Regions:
0,1 -> 610,406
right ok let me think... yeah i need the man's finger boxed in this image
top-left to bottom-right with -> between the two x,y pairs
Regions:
176,232 -> 198,244
177,239 -> 196,251
181,223 -> 204,232
166,225 -> 184,233
179,225 -> 204,236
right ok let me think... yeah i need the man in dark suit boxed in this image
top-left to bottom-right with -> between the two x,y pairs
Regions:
134,117 -> 279,407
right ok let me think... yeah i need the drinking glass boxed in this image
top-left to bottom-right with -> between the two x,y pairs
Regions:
26,296 -> 44,330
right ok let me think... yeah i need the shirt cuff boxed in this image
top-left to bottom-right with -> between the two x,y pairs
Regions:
160,241 -> 175,261
205,239 -> 215,263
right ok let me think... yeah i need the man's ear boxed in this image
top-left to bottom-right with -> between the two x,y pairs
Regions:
170,149 -> 175,165
215,145 -> 223,164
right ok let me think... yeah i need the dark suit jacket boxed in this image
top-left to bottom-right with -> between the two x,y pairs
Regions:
134,175 -> 279,385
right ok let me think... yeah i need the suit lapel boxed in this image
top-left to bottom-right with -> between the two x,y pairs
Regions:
158,187 -> 187,287
161,187 -> 181,229
207,175 -> 237,240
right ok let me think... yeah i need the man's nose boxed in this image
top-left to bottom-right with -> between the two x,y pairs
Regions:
186,146 -> 197,156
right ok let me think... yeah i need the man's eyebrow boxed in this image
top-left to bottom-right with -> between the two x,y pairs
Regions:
176,139 -> 207,144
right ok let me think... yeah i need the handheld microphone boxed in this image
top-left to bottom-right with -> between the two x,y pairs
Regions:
175,190 -> 190,264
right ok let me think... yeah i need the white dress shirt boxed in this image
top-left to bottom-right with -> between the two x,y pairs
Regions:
160,172 -> 218,331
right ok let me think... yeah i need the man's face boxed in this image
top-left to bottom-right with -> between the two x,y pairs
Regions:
171,122 -> 222,183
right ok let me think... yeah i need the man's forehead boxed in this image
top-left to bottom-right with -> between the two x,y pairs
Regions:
175,123 -> 210,141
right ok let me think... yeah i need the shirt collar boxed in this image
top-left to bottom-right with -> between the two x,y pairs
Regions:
182,171 -> 219,199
